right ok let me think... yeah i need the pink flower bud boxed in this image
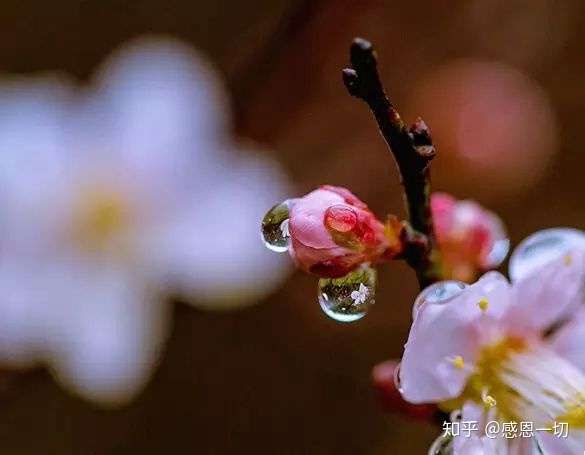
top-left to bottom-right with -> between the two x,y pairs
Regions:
431,192 -> 508,282
288,186 -> 393,278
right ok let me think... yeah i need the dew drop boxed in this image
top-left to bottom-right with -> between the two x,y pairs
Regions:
261,199 -> 296,253
393,361 -> 404,394
412,281 -> 468,320
318,264 -> 376,323
428,433 -> 454,455
509,228 -> 585,281
449,409 -> 462,423
485,237 -> 510,268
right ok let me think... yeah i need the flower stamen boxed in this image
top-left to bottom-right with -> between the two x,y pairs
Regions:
477,297 -> 489,312
450,355 -> 466,370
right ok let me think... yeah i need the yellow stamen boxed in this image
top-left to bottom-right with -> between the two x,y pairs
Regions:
451,355 -> 465,370
477,297 -> 489,312
439,337 -> 527,420
72,186 -> 129,252
482,389 -> 497,408
557,394 -> 585,428
564,254 -> 573,266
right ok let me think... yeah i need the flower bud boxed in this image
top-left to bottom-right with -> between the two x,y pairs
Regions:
288,186 -> 397,278
431,192 -> 508,282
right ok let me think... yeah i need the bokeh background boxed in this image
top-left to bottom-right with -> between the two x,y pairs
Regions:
0,0 -> 584,453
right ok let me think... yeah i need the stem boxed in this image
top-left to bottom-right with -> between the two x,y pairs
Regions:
342,38 -> 439,289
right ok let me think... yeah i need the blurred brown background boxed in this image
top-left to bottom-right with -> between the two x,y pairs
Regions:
0,0 -> 584,453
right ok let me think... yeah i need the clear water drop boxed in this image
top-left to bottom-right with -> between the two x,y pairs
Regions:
261,199 -> 296,253
318,264 -> 376,323
412,281 -> 468,320
393,361 -> 403,394
509,228 -> 585,281
428,433 -> 454,455
485,237 -> 510,268
449,409 -> 462,423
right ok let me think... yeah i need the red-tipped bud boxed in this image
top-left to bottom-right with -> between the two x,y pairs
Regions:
431,193 -> 509,282
288,186 -> 393,278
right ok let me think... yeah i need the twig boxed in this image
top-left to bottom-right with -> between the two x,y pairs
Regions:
342,38 -> 439,289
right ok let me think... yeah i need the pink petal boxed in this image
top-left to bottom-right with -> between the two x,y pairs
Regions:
400,273 -> 512,403
289,188 -> 344,249
431,192 -> 457,236
508,248 -> 585,336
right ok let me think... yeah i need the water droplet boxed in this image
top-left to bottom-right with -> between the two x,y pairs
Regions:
478,271 -> 508,293
485,237 -> 510,268
509,228 -> 585,281
318,264 -> 376,322
449,409 -> 462,422
428,433 -> 454,455
393,361 -> 403,394
412,281 -> 468,319
261,199 -> 296,253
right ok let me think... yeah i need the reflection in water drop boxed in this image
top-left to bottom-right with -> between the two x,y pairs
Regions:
412,281 -> 468,319
260,199 -> 296,253
509,228 -> 585,281
318,264 -> 376,323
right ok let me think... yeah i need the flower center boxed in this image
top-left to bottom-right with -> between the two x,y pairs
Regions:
442,338 -> 585,428
71,186 -> 130,253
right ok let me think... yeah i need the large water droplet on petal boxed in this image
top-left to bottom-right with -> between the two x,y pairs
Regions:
412,281 -> 468,320
261,199 -> 296,253
509,228 -> 585,281
318,264 -> 376,322
428,432 -> 454,455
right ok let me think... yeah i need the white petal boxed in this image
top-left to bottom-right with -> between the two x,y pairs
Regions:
551,307 -> 585,373
147,151 -> 292,310
508,248 -> 585,335
83,37 -> 230,189
44,261 -> 171,406
400,273 -> 512,403
536,428 -> 585,455
0,77 -> 74,255
0,76 -> 72,197
0,260 -> 49,368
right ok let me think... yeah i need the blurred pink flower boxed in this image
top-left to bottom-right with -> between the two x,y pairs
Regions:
431,192 -> 508,282
398,238 -> 585,453
288,185 -> 398,278
406,60 -> 558,201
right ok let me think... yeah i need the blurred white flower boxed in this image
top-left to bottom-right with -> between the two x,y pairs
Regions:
0,37 -> 291,405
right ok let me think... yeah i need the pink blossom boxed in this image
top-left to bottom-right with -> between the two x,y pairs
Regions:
398,234 -> 585,453
288,185 -> 398,278
431,192 -> 508,282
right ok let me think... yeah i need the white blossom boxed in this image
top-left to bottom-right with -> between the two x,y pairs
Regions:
0,37 -> 291,405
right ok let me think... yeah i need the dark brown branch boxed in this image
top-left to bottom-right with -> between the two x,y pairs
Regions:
342,37 -> 439,288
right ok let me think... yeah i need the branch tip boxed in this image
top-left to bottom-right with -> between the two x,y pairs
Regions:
342,38 -> 439,288
350,38 -> 376,66
342,68 -> 359,96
